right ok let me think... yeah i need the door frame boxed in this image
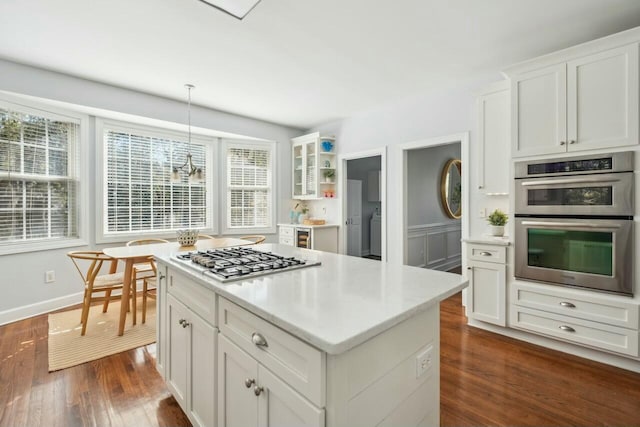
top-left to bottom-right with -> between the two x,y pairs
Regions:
397,132 -> 469,265
338,147 -> 387,261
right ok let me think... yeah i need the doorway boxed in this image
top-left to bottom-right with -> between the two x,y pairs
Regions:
339,148 -> 387,261
398,132 -> 469,270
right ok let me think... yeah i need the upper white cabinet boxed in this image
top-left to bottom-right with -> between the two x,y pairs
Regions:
508,43 -> 639,158
476,81 -> 510,194
292,132 -> 336,199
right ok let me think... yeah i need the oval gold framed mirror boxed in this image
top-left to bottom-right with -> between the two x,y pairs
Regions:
440,159 -> 462,219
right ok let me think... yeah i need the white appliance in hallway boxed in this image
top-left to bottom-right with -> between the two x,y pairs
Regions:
370,212 -> 381,257
346,179 -> 362,256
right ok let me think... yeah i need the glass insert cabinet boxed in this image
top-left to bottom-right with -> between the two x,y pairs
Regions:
291,132 -> 336,199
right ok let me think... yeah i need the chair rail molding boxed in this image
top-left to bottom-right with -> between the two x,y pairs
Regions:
407,222 -> 462,271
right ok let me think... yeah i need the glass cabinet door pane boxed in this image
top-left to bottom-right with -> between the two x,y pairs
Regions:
305,141 -> 317,197
293,144 -> 303,197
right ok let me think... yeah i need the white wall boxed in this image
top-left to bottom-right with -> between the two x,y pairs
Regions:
309,73 -> 498,265
0,59 -> 303,321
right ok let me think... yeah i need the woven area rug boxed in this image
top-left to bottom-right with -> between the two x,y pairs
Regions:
48,298 -> 156,371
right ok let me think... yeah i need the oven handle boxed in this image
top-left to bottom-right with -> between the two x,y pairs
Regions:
520,177 -> 620,187
521,221 -> 622,229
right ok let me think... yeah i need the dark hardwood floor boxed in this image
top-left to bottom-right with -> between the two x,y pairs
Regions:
1,293 -> 639,426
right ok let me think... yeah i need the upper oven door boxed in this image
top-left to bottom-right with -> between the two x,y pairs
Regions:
515,172 -> 634,216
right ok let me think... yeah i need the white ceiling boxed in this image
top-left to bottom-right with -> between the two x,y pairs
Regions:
2,0 -> 640,129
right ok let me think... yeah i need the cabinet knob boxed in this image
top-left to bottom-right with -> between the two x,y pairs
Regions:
467,267 -> 472,270
244,378 -> 256,388
251,332 -> 268,348
558,325 -> 575,333
159,272 -> 166,281
181,320 -> 190,328
254,386 -> 264,396
559,301 -> 576,308
560,141 -> 566,146
178,318 -> 185,326
569,140 -> 576,144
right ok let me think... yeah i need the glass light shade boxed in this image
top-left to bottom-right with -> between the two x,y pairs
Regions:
170,168 -> 181,183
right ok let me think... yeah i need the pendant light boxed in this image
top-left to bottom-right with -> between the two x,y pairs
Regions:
170,84 -> 203,184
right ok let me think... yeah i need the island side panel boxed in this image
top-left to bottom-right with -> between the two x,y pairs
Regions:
325,304 -> 440,427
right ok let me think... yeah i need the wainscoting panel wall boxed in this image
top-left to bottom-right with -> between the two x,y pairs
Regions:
407,223 -> 462,271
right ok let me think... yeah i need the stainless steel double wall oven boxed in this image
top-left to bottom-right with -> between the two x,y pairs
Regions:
514,152 -> 635,296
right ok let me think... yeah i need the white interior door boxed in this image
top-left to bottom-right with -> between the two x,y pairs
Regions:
346,180 -> 362,257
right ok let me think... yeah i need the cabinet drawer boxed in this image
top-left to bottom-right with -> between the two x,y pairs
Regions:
467,244 -> 506,264
167,268 -> 216,326
279,236 -> 294,246
218,297 -> 325,407
511,281 -> 639,329
510,305 -> 639,357
279,226 -> 294,237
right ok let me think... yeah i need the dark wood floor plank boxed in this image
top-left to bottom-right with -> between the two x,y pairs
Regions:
1,293 -> 639,426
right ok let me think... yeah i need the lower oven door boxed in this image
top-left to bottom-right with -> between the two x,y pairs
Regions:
515,217 -> 633,296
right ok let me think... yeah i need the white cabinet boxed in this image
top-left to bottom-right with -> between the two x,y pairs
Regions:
466,242 -> 507,326
218,335 -> 324,427
292,132 -> 336,199
278,224 -> 338,253
218,297 -> 325,427
510,43 -> 639,158
510,281 -> 639,357
476,81 -> 510,194
163,265 -> 217,427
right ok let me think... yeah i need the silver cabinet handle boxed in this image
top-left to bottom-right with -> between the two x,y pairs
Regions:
244,378 -> 255,388
179,318 -> 186,326
251,332 -> 268,348
254,386 -> 264,396
479,251 -> 492,256
181,320 -> 190,328
560,141 -> 566,145
559,301 -> 576,308
569,140 -> 576,144
559,325 -> 575,332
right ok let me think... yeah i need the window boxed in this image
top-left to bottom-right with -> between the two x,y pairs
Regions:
222,140 -> 275,233
101,122 -> 214,240
0,102 -> 81,251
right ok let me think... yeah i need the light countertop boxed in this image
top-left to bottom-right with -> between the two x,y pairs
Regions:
464,236 -> 512,246
157,244 -> 467,355
277,223 -> 339,229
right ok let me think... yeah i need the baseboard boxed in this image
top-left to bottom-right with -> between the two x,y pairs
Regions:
0,292 -> 84,326
467,318 -> 640,374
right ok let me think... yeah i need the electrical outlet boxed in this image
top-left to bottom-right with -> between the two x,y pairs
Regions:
479,208 -> 486,218
415,345 -> 434,378
45,270 -> 55,283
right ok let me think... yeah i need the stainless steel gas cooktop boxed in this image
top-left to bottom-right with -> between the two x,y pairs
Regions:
174,247 -> 321,283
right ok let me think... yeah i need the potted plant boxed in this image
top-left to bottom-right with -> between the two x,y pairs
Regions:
298,204 -> 310,223
487,209 -> 508,236
323,169 -> 335,183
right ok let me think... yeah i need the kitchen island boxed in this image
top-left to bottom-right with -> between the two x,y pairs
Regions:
154,244 -> 467,427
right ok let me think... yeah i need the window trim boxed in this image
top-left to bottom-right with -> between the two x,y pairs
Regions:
0,97 -> 89,256
221,139 -> 276,235
95,119 -> 218,244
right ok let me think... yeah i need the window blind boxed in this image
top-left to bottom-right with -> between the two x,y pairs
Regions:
226,145 -> 272,229
0,108 -> 78,243
104,128 -> 209,234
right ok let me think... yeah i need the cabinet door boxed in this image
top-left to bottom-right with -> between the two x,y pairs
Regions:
567,44 -> 639,151
258,366 -> 324,427
155,264 -> 168,379
512,64 -> 567,157
477,83 -> 510,194
304,139 -> 318,198
189,314 -> 217,427
292,143 -> 304,198
166,294 -> 189,410
468,261 -> 506,326
218,335 -> 259,427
